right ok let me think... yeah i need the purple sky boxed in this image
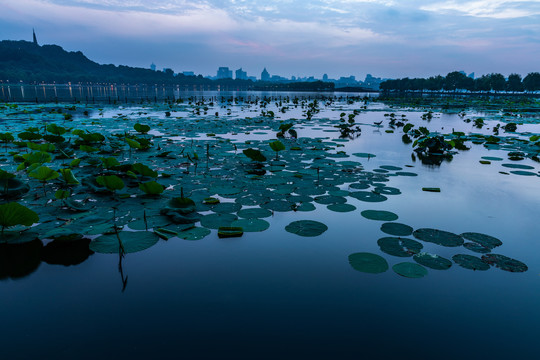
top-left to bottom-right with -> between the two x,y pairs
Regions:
2,0 -> 539,80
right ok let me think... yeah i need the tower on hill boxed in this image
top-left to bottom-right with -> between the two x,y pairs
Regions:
33,29 -> 38,46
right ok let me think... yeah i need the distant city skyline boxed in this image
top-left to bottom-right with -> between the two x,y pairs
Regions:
2,0 -> 539,79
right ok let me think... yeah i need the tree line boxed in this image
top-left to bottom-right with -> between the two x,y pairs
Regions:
380,71 -> 540,93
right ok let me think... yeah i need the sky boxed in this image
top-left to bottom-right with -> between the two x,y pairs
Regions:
1,0 -> 539,80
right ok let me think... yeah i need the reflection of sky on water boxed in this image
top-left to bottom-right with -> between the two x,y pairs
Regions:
1,95 -> 539,358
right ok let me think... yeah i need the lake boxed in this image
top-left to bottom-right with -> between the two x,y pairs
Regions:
0,93 -> 539,359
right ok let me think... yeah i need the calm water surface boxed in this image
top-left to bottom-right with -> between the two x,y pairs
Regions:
1,95 -> 539,359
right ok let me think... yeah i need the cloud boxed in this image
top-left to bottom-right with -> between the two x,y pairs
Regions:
421,0 -> 540,19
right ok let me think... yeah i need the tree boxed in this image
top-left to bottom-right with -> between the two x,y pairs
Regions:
507,73 -> 523,92
523,72 -> 540,92
490,73 -> 506,92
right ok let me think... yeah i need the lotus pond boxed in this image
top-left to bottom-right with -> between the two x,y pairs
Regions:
1,93 -> 539,359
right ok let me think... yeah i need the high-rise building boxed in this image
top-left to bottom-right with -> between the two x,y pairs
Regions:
217,67 -> 233,79
235,68 -> 247,80
150,63 -> 156,71
323,74 -> 328,81
261,68 -> 270,81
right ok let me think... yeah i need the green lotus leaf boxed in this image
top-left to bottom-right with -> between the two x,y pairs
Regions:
90,231 -> 159,254
380,222 -> 413,237
269,140 -> 285,152
27,142 -> 56,152
413,252 -> 452,270
460,232 -> 502,250
134,123 -> 150,134
169,197 -> 196,213
377,237 -> 422,257
350,191 -> 387,203
100,157 -> 120,169
392,262 -> 428,278
125,138 -> 142,149
46,123 -> 66,136
59,168 -> 79,185
29,166 -> 59,181
352,152 -> 376,158
0,202 -> 39,236
237,208 -> 273,219
230,218 -> 270,232
452,254 -> 490,271
348,252 -> 388,274
413,228 -> 464,247
132,163 -> 158,178
199,213 -> 237,229
243,148 -> 267,162
139,181 -> 164,195
96,175 -> 125,191
177,227 -> 211,241
481,254 -> 528,273
422,187 -> 441,192
22,151 -> 51,165
285,220 -> 328,237
18,131 -> 42,141
327,203 -> 356,212
361,210 -> 398,221
0,178 -> 30,199
54,189 -> 70,200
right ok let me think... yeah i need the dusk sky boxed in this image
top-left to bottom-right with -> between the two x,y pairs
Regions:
2,0 -> 539,80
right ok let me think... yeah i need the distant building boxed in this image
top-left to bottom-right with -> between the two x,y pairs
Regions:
217,67 -> 233,79
468,72 -> 475,79
247,76 -> 257,82
322,74 -> 328,81
32,29 -> 38,46
235,68 -> 247,80
261,68 -> 270,81
150,63 -> 156,71
182,71 -> 195,76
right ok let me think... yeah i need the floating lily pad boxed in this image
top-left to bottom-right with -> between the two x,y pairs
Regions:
510,170 -> 537,176
348,252 -> 388,274
380,222 -> 413,236
452,254 -> 490,271
413,228 -> 464,247
90,231 -> 159,254
481,156 -> 503,161
177,227 -> 211,241
352,153 -> 376,158
377,237 -> 422,257
481,254 -> 528,272
327,203 -> 356,212
460,232 -> 502,250
199,213 -> 237,229
231,218 -> 270,232
501,163 -> 535,170
212,202 -> 242,214
392,262 -> 428,278
413,252 -> 452,270
261,200 -> 294,212
314,195 -> 347,205
463,242 -> 491,253
422,187 -> 440,192
285,220 -> 328,237
350,191 -> 388,203
295,202 -> 316,212
380,165 -> 402,171
361,210 -> 398,221
395,172 -> 418,177
237,208 -> 273,219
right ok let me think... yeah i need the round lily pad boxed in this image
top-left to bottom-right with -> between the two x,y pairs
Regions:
178,227 -> 211,241
348,252 -> 388,274
350,191 -> 388,203
199,213 -> 238,229
352,152 -> 376,158
463,242 -> 491,253
212,202 -> 242,214
237,208 -> 273,219
481,156 -> 503,161
295,202 -> 316,212
460,232 -> 502,249
380,222 -> 413,236
395,171 -> 418,177
452,254 -> 490,271
361,210 -> 398,221
230,218 -> 270,232
261,200 -> 294,212
314,195 -> 346,205
380,165 -> 402,171
377,237 -> 422,257
413,252 -> 452,270
90,231 -> 159,254
327,203 -> 356,212
285,220 -> 328,237
413,228 -> 464,247
481,254 -> 528,272
392,262 -> 428,278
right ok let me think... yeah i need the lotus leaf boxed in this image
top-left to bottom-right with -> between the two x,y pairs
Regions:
231,218 -> 270,232
139,181 -> 164,195
243,148 -> 267,162
377,237 -> 423,257
0,202 -> 39,236
413,252 -> 452,270
452,254 -> 490,271
237,208 -> 273,219
413,228 -> 464,247
392,262 -> 428,278
59,168 -> 79,185
90,231 -> 159,254
178,227 -> 211,241
350,191 -> 387,203
218,226 -> 244,238
348,252 -> 388,274
285,220 -> 328,237
327,203 -> 356,212
481,254 -> 528,273
380,222 -> 413,237
96,175 -> 125,191
199,213 -> 237,229
460,232 -> 502,250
